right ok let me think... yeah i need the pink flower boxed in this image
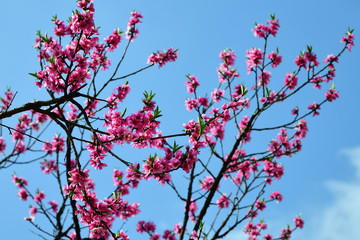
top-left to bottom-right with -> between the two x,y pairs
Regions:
126,10 -> 143,40
311,76 -> 323,89
307,102 -> 320,116
324,54 -> 339,69
294,216 -> 304,229
34,191 -> 46,203
294,119 -> 308,139
258,70 -> 271,87
291,107 -> 298,115
267,51 -> 282,68
136,220 -> 156,233
18,189 -> 28,201
211,89 -> 224,102
200,176 -> 215,190
185,98 -> 199,112
305,52 -> 319,67
190,230 -> 198,239
40,160 -> 59,174
173,223 -> 182,235
341,32 -> 355,51
246,48 -> 263,74
15,141 -> 26,154
219,49 -> 236,66
0,90 -> 14,111
294,55 -> 307,69
269,191 -> 283,202
48,200 -> 58,213
264,233 -> 273,240
280,227 -> 292,240
284,73 -> 298,90
29,205 -> 37,216
252,17 -> 279,38
325,89 -> 339,102
255,199 -> 266,211
217,194 -> 229,208
0,137 -> 6,153
104,29 -> 123,52
147,48 -> 178,68
185,75 -> 200,94
13,175 -> 28,188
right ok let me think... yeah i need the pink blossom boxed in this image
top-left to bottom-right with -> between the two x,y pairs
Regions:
186,199 -> 198,222
258,70 -> 271,87
284,73 -> 298,90
190,230 -> 198,239
185,98 -> 199,112
136,220 -> 156,233
267,51 -> 282,68
263,161 -> 284,180
15,141 -> 26,154
341,32 -> 355,51
150,233 -> 161,240
185,75 -> 200,94
147,48 -> 178,68
219,49 -> 236,66
211,88 -> 224,102
307,102 -> 320,116
0,90 -> 14,111
173,223 -> 182,235
0,137 -> 6,153
18,189 -> 28,201
311,76 -> 323,89
84,99 -> 99,117
104,29 -> 123,52
217,194 -> 229,208
13,175 -> 28,188
126,11 -> 143,40
324,54 -> 339,69
201,176 -> 215,190
41,160 -> 59,174
48,200 -> 58,212
294,216 -> 304,229
280,227 -> 292,240
255,199 -> 266,211
269,191 -> 283,202
66,103 -> 79,121
264,233 -> 273,240
246,48 -> 263,74
252,23 -> 269,38
294,119 -> 308,139
325,89 -> 339,102
291,107 -> 298,115
29,205 -> 37,216
34,191 -> 46,203
305,52 -> 319,67
252,17 -> 279,38
294,55 -> 307,69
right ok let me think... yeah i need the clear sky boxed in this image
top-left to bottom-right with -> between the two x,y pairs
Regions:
0,0 -> 359,239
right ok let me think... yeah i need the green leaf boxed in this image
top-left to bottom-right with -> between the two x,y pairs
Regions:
121,108 -> 127,118
153,106 -> 162,119
51,15 -> 58,22
28,72 -> 38,79
172,141 -> 183,153
198,116 -> 206,135
306,45 -> 313,53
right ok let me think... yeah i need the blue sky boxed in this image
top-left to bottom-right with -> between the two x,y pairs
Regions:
0,0 -> 359,239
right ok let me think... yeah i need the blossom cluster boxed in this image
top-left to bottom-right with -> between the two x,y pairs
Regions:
5,2 -> 355,240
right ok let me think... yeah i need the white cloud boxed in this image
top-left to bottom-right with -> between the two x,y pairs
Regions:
303,146 -> 360,240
